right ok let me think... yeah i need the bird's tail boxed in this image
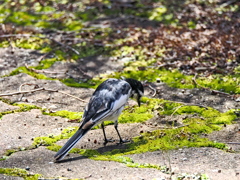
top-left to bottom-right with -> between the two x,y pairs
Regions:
54,128 -> 88,162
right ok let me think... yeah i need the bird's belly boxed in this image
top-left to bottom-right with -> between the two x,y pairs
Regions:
103,106 -> 125,121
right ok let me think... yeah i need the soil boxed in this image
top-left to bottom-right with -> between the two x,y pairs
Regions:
0,47 -> 240,180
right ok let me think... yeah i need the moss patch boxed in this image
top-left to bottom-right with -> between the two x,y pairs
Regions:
60,78 -> 100,89
0,36 -> 49,50
110,68 -> 240,94
119,103 -> 154,124
34,58 -> 58,70
0,101 -> 40,119
92,154 -> 168,172
30,97 -> 238,171
8,66 -> 55,80
0,168 -> 42,180
33,126 -> 78,147
42,110 -> 83,120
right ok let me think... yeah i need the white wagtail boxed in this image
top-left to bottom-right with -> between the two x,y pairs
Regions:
54,78 -> 144,162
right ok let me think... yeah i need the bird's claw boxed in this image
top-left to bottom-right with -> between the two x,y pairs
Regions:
117,139 -> 130,145
103,138 -> 115,146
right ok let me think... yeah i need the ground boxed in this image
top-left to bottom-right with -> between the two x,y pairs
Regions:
0,46 -> 240,180
0,1 -> 240,180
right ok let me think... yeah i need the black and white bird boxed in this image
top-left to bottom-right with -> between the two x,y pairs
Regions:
54,78 -> 144,162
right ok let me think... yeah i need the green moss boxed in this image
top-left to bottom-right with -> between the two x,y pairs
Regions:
119,104 -> 154,123
110,68 -> 240,94
34,58 -> 57,70
24,98 -> 236,174
13,103 -> 39,110
43,110 -> 83,120
0,36 -> 49,50
4,149 -> 18,156
176,173 -> 210,180
112,68 -> 194,88
1,145 -> 37,160
8,66 -> 55,80
34,136 -> 60,146
197,74 -> 240,94
149,6 -> 167,21
124,131 -> 226,155
61,78 -> 95,88
0,102 -> 40,119
61,78 -> 104,89
5,96 -> 232,174
211,110 -> 237,125
0,168 -> 42,180
33,127 -> 78,146
1,5 -> 83,31
92,154 -> 166,171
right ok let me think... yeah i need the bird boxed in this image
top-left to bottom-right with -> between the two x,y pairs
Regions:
54,78 -> 144,162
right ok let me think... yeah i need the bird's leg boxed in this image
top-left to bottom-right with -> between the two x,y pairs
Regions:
101,122 -> 114,145
114,120 -> 130,144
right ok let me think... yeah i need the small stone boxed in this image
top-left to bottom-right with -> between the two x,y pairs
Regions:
188,94 -> 193,97
218,170 -> 221,173
67,168 -> 72,171
18,136 -> 22,139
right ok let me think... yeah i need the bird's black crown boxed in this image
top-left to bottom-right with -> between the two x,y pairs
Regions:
124,78 -> 144,96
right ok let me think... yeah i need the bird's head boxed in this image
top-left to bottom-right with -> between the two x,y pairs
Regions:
124,78 -> 144,106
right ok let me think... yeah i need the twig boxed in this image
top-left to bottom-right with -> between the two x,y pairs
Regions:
36,51 -> 52,62
0,88 -> 45,96
192,74 -> 231,96
164,124 -> 189,129
77,67 -> 92,79
220,0 -> 237,8
25,64 -> 66,74
0,34 -> 80,55
0,34 -> 34,38
226,142 -> 240,145
56,90 -> 87,103
49,37 -> 80,55
0,87 -> 87,103
19,83 -> 40,94
163,100 -> 208,109
144,83 -> 157,97
18,83 -> 38,101
170,105 -> 185,119
192,74 -> 205,89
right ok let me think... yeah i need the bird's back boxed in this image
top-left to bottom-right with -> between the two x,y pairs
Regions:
81,79 -> 132,126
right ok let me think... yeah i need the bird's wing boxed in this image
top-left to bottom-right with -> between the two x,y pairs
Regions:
80,96 -> 114,129
80,82 -> 131,129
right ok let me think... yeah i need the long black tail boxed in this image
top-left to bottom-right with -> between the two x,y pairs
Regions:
54,128 -> 88,162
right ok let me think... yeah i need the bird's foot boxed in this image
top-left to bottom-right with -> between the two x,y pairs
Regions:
117,139 -> 130,145
103,138 -> 115,146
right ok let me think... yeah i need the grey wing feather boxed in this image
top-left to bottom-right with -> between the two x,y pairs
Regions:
80,97 -> 114,128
